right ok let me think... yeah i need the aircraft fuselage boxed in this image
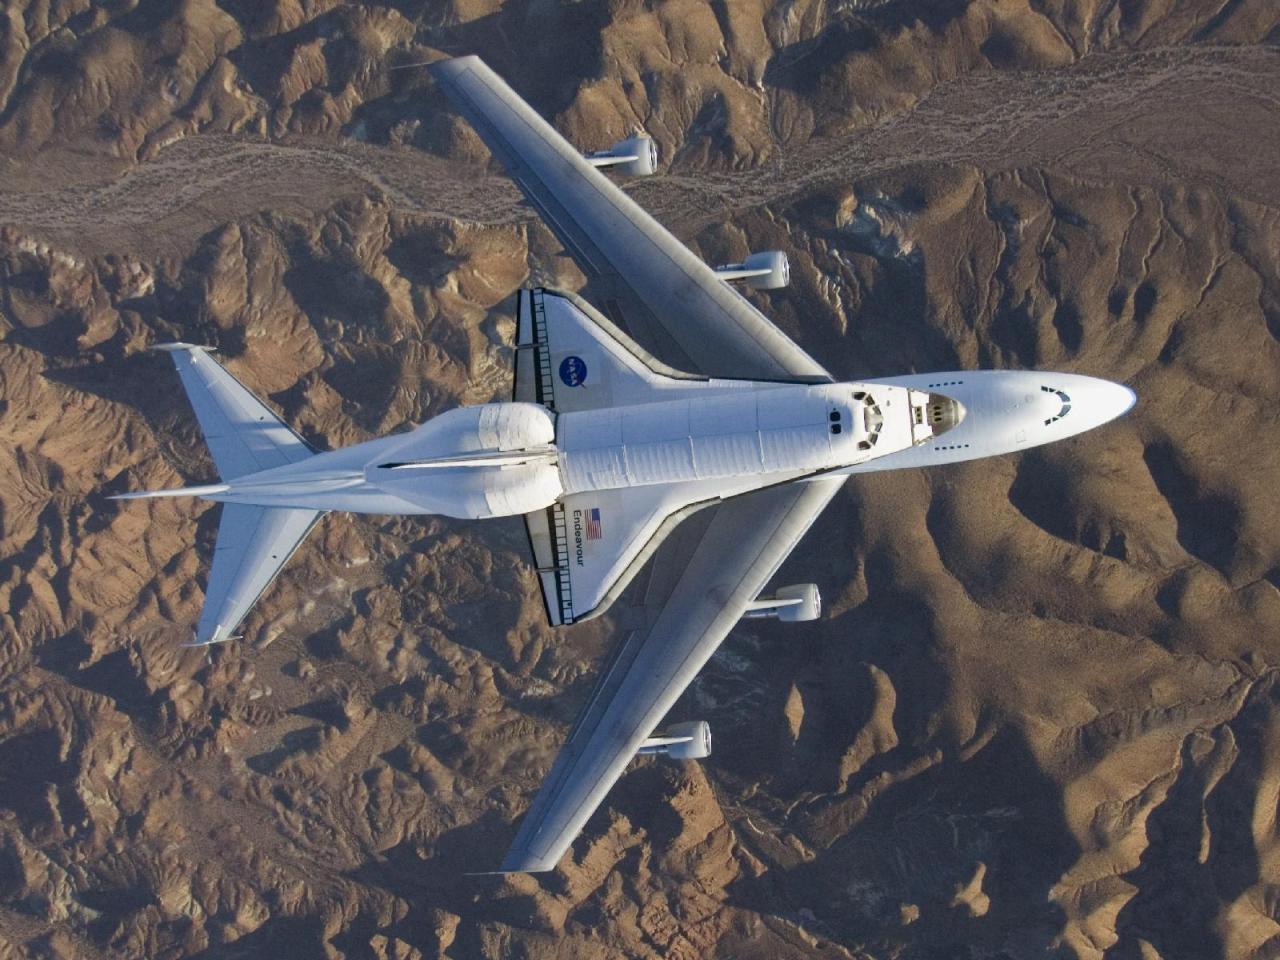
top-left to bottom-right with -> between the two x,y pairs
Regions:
191,371 -> 1132,516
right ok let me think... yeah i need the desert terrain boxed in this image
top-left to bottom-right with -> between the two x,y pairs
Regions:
1,1 -> 1280,958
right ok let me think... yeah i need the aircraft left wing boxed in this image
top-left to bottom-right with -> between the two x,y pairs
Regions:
429,56 -> 831,383
500,475 -> 846,872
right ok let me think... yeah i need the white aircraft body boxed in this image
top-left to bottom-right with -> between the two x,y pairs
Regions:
114,56 -> 1135,873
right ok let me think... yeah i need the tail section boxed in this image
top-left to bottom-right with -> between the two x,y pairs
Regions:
122,345 -> 324,645
154,343 -> 315,480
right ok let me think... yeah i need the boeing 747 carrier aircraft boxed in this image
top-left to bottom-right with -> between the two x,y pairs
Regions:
114,56 -> 1135,873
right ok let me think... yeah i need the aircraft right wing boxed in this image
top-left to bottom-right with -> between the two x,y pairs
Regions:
429,56 -> 831,383
500,474 -> 846,872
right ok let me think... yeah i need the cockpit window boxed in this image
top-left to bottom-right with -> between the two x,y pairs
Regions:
1042,386 -> 1072,425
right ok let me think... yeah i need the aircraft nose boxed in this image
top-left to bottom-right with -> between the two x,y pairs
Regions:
1071,376 -> 1136,427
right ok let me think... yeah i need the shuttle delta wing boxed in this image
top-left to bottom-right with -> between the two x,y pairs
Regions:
500,475 -> 846,872
515,287 -> 813,625
514,288 -> 706,413
529,468 -> 809,626
429,56 -> 830,382
529,486 -> 709,627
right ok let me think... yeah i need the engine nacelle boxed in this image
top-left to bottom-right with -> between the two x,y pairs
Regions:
585,134 -> 658,177
714,250 -> 790,290
638,721 -> 711,760
743,583 -> 821,622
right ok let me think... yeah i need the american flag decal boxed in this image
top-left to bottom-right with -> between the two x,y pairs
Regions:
585,508 -> 603,540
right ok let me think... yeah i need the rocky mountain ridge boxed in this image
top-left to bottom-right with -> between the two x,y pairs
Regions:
1,1 -> 1279,957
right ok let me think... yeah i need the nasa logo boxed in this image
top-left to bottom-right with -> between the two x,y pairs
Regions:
559,356 -> 587,387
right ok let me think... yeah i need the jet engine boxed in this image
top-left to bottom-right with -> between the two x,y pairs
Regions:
743,583 -> 821,622
585,135 -> 658,177
638,721 -> 711,760
713,250 -> 790,289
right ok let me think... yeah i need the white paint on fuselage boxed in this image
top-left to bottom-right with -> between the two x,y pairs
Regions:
557,382 -> 914,494
196,371 -> 1133,514
834,370 -> 1135,475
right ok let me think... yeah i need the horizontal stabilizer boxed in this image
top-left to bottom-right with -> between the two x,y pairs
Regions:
194,503 -> 323,645
155,343 -> 315,481
108,484 -> 229,501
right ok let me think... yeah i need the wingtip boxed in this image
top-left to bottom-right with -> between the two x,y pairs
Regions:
427,54 -> 482,78
181,624 -> 237,647
496,853 -> 558,874
150,342 -> 210,353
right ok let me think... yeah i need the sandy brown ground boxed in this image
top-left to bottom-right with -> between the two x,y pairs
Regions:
1,1 -> 1279,958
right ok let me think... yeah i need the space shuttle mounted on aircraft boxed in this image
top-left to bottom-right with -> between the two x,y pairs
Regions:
113,56 -> 1135,873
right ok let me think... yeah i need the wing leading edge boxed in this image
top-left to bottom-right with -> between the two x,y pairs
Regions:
428,56 -> 831,383
502,475 -> 846,872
